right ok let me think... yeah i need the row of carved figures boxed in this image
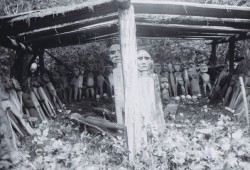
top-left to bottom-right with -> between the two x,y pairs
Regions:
48,65 -> 115,104
0,65 -> 63,145
153,61 -> 212,102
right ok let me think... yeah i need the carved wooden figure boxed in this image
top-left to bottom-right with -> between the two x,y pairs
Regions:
0,83 -> 35,135
85,71 -> 95,99
77,67 -> 85,100
43,73 -> 63,110
168,63 -> 177,97
154,62 -> 162,78
137,50 -> 165,149
160,77 -> 170,102
188,61 -> 201,97
183,66 -> 190,96
109,44 -> 124,124
96,68 -> 105,98
174,63 -> 186,96
199,63 -> 212,97
59,66 -> 69,103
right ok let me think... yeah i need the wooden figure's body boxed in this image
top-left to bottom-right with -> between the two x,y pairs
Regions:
199,63 -> 212,97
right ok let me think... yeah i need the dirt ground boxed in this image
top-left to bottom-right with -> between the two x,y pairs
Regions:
9,98 -> 250,170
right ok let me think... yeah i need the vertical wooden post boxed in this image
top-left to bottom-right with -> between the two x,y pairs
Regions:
38,49 -> 45,76
118,1 -> 138,164
210,40 -> 217,65
229,39 -> 235,74
239,77 -> 249,125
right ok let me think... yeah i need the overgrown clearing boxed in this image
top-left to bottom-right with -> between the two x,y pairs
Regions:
10,99 -> 250,170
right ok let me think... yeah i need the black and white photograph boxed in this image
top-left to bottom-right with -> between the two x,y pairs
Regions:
0,0 -> 250,169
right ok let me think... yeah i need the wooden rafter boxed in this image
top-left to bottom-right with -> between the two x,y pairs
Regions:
136,14 -> 250,29
0,0 -> 117,36
132,0 -> 250,19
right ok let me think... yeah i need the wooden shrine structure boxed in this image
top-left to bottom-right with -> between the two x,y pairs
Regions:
1,0 -> 250,163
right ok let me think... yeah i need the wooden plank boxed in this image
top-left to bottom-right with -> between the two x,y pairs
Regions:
216,32 -> 250,44
135,14 -> 250,29
16,13 -> 118,42
119,5 -> 139,163
136,23 -> 250,34
0,0 -> 117,36
132,0 -> 250,19
239,77 -> 249,125
24,20 -> 118,47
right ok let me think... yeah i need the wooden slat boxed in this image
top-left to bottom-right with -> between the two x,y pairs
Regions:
24,20 -> 118,43
0,0 -> 117,36
216,32 -> 250,44
16,13 -> 118,42
136,14 -> 250,29
136,23 -> 249,38
132,0 -> 250,19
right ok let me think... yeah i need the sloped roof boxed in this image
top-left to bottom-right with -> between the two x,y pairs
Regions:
0,0 -> 250,49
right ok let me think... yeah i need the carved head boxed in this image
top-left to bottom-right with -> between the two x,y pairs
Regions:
73,68 -> 80,77
30,63 -> 38,73
188,60 -> 196,69
199,63 -> 208,73
174,63 -> 181,72
137,50 -> 152,72
154,62 -> 162,74
79,67 -> 85,75
167,63 -> 174,72
162,63 -> 168,72
109,44 -> 122,64
160,77 -> 169,89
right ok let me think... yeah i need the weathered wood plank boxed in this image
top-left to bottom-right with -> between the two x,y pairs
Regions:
132,0 -> 250,19
0,0 -> 117,36
119,5 -> 139,163
136,14 -> 250,29
16,13 -> 118,42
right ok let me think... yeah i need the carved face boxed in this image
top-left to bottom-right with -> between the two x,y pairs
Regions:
80,67 -> 85,75
174,63 -> 181,72
109,44 -> 121,64
43,73 -> 50,82
30,63 -> 37,73
137,50 -> 152,72
154,63 -> 162,74
168,63 -> 174,72
188,61 -> 196,69
162,63 -> 168,72
199,64 -> 208,73
188,69 -> 198,79
73,68 -> 80,77
160,78 -> 169,89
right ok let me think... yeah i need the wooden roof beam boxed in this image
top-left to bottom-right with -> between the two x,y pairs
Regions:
135,14 -> 250,29
136,23 -> 250,35
132,0 -> 250,19
26,20 -> 119,48
0,0 -> 117,36
215,32 -> 250,44
16,13 -> 118,42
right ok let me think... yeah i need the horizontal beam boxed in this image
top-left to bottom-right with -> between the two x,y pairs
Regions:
136,14 -> 250,29
136,23 -> 249,38
133,0 -> 250,19
215,32 -> 250,44
0,0 -> 117,36
26,20 -> 119,48
16,13 -> 118,42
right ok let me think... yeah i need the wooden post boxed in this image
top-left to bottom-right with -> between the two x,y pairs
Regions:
118,1 -> 138,164
229,39 -> 235,74
210,41 -> 217,65
239,77 -> 249,125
